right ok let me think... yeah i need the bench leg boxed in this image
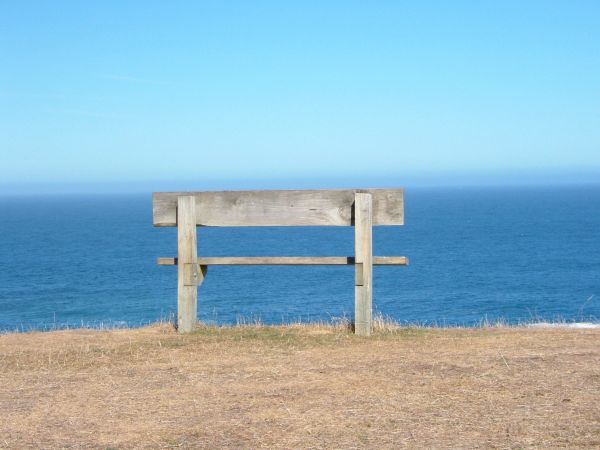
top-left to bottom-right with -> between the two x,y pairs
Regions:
354,193 -> 373,336
177,196 -> 198,333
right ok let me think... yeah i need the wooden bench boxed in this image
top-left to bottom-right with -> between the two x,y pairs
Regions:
153,189 -> 408,335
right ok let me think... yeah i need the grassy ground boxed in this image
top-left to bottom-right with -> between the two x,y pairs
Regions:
1,323 -> 599,449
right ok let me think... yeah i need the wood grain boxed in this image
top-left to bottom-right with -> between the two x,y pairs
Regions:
153,189 -> 403,227
177,196 -> 198,334
156,256 -> 408,266
354,193 -> 373,336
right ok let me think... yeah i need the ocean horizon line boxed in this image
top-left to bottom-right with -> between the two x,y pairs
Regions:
1,178 -> 599,196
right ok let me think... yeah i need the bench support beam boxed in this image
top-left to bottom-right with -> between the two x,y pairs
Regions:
354,193 -> 373,336
177,196 -> 198,333
157,256 -> 408,266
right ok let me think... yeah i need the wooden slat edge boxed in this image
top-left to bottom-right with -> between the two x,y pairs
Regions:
373,256 -> 409,265
156,256 -> 408,265
199,256 -> 350,265
157,257 -> 177,265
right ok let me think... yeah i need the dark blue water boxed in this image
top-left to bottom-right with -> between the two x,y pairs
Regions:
1,186 -> 599,331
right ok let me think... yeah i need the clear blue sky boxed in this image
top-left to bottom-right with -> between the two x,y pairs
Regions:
1,1 -> 599,191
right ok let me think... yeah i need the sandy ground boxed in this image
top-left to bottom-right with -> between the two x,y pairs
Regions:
1,324 -> 599,449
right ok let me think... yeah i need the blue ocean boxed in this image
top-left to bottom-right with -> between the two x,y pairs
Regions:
1,185 -> 599,331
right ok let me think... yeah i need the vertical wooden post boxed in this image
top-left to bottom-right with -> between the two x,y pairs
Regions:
354,192 -> 373,336
177,196 -> 198,333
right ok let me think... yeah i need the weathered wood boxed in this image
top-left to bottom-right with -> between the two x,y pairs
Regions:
153,189 -> 403,227
200,256 -> 350,265
182,263 -> 199,286
157,257 -> 177,265
156,188 -> 406,337
177,196 -> 198,333
373,256 -> 409,265
157,256 -> 408,266
354,193 -> 373,336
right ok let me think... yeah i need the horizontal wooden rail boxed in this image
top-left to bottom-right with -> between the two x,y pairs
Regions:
153,189 -> 404,227
157,256 -> 408,266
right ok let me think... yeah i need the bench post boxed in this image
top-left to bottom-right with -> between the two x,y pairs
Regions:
354,192 -> 373,336
177,196 -> 198,333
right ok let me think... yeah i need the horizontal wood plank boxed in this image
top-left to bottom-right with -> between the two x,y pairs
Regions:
156,256 -> 408,266
157,257 -> 177,265
152,189 -> 403,227
371,256 -> 408,265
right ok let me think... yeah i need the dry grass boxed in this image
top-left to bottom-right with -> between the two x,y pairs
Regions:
1,323 -> 599,449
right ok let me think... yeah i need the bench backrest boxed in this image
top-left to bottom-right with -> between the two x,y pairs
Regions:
152,189 -> 404,227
